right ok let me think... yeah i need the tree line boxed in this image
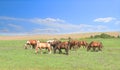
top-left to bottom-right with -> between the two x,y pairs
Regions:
90,33 -> 120,38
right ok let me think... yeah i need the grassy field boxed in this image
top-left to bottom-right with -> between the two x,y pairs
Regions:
0,38 -> 120,70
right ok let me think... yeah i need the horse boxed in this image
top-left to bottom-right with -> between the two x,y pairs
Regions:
35,41 -> 51,54
49,40 -> 61,50
24,40 -> 37,49
46,39 -> 56,50
78,41 -> 88,48
54,41 -> 69,55
87,41 -> 103,52
68,40 -> 79,50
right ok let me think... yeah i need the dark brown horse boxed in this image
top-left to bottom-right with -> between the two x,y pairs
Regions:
24,40 -> 37,49
54,41 -> 69,55
87,41 -> 103,52
78,41 -> 88,48
49,40 -> 61,50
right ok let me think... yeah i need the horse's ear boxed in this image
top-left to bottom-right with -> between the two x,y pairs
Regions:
26,41 -> 30,44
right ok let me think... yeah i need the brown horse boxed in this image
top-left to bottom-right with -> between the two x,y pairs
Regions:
87,41 -> 103,52
54,41 -> 69,55
78,41 -> 88,48
35,41 -> 51,54
24,40 -> 37,49
68,40 -> 79,50
50,40 -> 61,50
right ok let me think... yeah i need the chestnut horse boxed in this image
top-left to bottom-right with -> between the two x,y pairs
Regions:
35,41 -> 51,54
24,40 -> 37,49
68,40 -> 78,50
78,41 -> 88,48
87,41 -> 103,52
54,41 -> 69,55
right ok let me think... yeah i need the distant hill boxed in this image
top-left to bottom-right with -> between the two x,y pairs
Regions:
0,32 -> 120,40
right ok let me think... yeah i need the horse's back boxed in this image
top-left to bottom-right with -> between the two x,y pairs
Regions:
27,40 -> 37,45
90,41 -> 101,47
37,42 -> 51,48
57,42 -> 69,49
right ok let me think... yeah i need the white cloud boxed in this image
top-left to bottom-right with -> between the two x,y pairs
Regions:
0,16 -> 112,34
0,16 -> 17,20
29,18 -> 65,25
94,17 -> 116,23
32,28 -> 59,33
8,24 -> 22,30
0,16 -> 26,21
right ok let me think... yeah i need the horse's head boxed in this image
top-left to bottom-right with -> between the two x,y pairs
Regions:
26,41 -> 30,45
24,44 -> 28,49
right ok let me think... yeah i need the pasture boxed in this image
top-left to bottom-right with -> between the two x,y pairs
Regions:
0,38 -> 120,70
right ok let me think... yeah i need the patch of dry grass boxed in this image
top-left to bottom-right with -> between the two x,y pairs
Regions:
0,32 -> 119,40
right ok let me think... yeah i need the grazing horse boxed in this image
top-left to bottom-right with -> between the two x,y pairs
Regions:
87,41 -> 103,52
24,40 -> 37,49
78,41 -> 88,48
54,41 -> 69,55
35,41 -> 51,54
68,40 -> 79,50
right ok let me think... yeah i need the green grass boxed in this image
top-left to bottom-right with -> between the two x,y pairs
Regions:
0,39 -> 120,70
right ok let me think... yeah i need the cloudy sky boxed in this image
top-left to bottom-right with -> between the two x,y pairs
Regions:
0,0 -> 120,35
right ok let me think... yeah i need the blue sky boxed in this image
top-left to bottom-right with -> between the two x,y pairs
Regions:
0,0 -> 120,35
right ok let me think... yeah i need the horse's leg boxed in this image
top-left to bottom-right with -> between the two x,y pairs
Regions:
78,45 -> 81,48
69,45 -> 72,50
84,44 -> 86,48
93,47 -> 96,52
48,48 -> 51,54
72,45 -> 74,50
76,44 -> 79,49
30,45 -> 33,49
33,45 -> 35,49
81,44 -> 82,48
82,45 -> 84,48
77,43 -> 80,48
98,46 -> 102,51
35,47 -> 38,54
50,46 -> 53,50
65,48 -> 69,55
80,45 -> 82,47
85,45 -> 87,48
40,48 -> 42,54
87,46 -> 91,51
54,47 -> 57,54
59,49 -> 62,54
70,44 -> 74,50
72,45 -> 75,50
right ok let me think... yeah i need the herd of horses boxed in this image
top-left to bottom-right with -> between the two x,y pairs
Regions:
24,39 -> 103,55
